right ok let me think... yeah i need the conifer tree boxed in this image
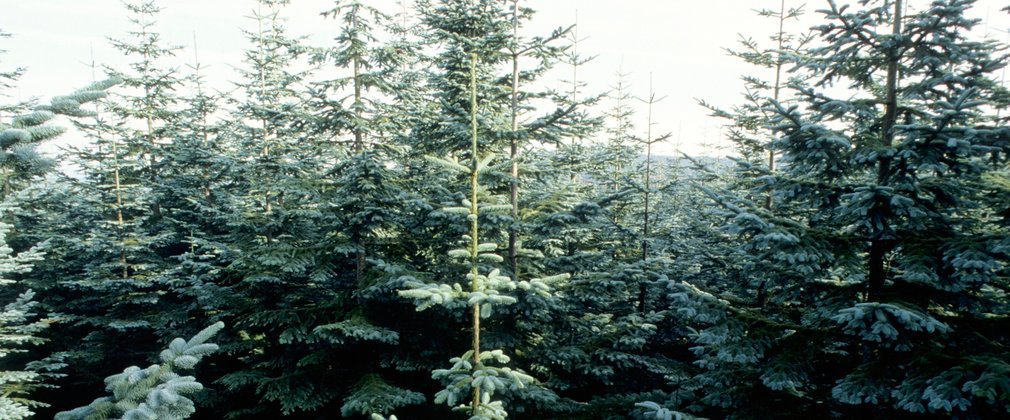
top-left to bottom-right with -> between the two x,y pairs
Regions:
598,67 -> 643,194
39,3 -> 184,401
398,2 -> 591,416
400,53 -> 549,420
0,34 -> 120,415
501,0 -> 573,278
550,10 -> 603,182
693,0 -> 1010,416
313,0 -> 412,287
104,0 -> 182,222
300,4 -> 437,418
150,42 -> 235,345
211,1 -> 349,416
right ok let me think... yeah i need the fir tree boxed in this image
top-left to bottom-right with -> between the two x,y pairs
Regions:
400,53 -> 549,420
47,1 -> 183,400
312,0 -> 412,287
211,1 -> 346,416
104,0 -> 182,222
694,0 -> 1010,416
0,37 -> 118,415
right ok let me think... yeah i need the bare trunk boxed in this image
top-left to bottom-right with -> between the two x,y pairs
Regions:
352,9 -> 367,284
757,0 -> 790,307
258,2 -> 272,219
868,0 -> 902,302
508,0 -> 520,280
639,74 -> 658,313
192,33 -> 214,207
352,13 -> 364,155
766,0 -> 786,211
143,91 -> 160,217
113,134 -> 127,279
468,53 -> 482,414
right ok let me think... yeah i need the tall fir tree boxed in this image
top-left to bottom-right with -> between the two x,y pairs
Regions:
400,53 -> 553,420
46,1 -> 184,405
690,0 -> 1010,416
307,1 -> 430,417
0,32 -> 118,416
211,1 -> 348,416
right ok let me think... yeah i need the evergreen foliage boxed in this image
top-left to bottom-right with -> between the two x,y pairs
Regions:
399,53 -> 546,420
54,322 -> 223,420
0,78 -> 119,195
3,1 -> 1009,418
40,3 -> 187,410
690,0 -> 1010,417
0,36 -> 118,417
0,219 -> 48,419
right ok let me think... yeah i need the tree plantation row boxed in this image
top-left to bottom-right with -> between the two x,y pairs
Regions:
1,0 -> 1009,418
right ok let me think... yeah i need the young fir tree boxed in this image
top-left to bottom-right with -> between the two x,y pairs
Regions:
211,1 -> 347,416
548,10 -> 604,183
151,44 -> 235,346
649,5 -> 819,416
0,37 -> 120,414
699,1 -> 812,308
397,1 -> 590,416
692,0 -> 1010,416
498,0 -> 573,281
39,3 -> 185,409
519,65 -> 690,418
104,0 -> 182,224
399,53 -> 552,420
303,1 -> 430,417
312,0 -> 412,288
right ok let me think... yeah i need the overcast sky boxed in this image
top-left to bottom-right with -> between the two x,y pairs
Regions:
3,0 -> 1010,156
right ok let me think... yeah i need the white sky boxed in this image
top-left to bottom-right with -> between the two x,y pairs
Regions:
2,0 -> 1009,157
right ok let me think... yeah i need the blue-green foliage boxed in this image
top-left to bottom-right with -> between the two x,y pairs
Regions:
0,35 -> 118,416
0,220 -> 48,419
11,1 -> 1010,419
688,0 -> 1010,417
54,322 -> 223,420
341,374 -> 425,417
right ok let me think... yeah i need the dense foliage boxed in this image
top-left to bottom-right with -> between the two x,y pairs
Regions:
1,0 -> 1009,418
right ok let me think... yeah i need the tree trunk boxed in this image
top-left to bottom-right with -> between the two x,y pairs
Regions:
868,0 -> 902,302
508,0 -> 520,281
468,53 -> 483,415
766,0 -> 786,211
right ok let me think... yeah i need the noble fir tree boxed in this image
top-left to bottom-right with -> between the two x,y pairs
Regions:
499,0 -> 573,280
0,34 -> 118,417
690,0 -> 1010,416
399,1 -> 591,416
399,53 -> 553,420
149,42 -> 235,353
211,1 -> 351,416
312,0 -> 413,288
103,0 -> 182,223
307,1 -> 429,417
43,1 -> 185,409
